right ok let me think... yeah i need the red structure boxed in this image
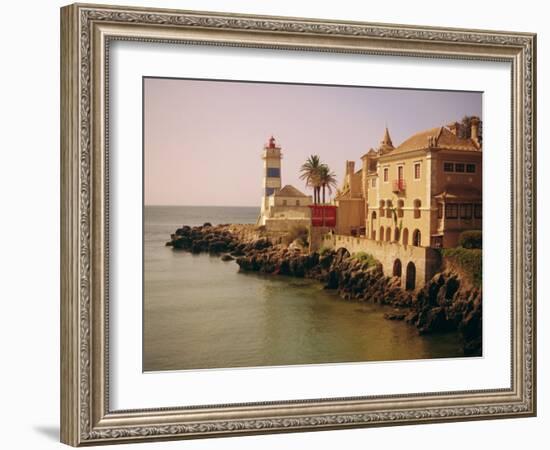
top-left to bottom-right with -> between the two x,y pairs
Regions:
392,179 -> 406,193
309,205 -> 337,227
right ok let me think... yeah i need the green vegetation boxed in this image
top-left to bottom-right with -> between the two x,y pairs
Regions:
441,247 -> 482,288
319,246 -> 331,256
352,252 -> 379,267
299,155 -> 337,204
458,230 -> 482,249
283,225 -> 309,247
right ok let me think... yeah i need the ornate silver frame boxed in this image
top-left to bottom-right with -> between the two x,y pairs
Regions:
60,3 -> 536,446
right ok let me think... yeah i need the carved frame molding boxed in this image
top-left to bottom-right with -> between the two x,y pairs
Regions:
61,3 -> 536,446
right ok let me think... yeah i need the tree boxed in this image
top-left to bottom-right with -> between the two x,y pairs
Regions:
299,155 -> 322,204
458,115 -> 483,145
318,164 -> 337,204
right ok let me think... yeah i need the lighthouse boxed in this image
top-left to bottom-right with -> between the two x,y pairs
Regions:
260,136 -> 282,223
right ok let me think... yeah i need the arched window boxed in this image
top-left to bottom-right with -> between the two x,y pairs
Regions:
393,259 -> 402,278
397,199 -> 404,218
386,199 -> 393,219
402,228 -> 409,246
406,262 -> 416,290
379,200 -> 385,217
413,199 -> 421,219
385,227 -> 392,242
379,226 -> 384,241
394,227 -> 400,242
412,229 -> 421,247
371,211 -> 377,240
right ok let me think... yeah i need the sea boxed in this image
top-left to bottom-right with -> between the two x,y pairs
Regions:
143,205 -> 463,371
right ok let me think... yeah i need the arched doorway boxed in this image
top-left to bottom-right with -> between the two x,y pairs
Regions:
379,226 -> 384,241
371,211 -> 377,240
412,229 -> 421,246
406,262 -> 416,290
385,227 -> 391,242
394,227 -> 400,242
402,228 -> 409,246
393,259 -> 402,278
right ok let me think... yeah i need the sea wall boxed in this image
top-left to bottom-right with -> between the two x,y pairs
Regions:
318,233 -> 442,291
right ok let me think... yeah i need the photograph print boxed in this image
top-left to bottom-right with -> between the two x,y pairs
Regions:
143,78 -> 483,372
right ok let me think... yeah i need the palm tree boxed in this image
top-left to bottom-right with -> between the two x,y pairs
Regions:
318,164 -> 337,204
299,155 -> 322,204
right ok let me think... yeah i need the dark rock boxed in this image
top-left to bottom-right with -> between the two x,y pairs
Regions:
384,311 -> 406,321
418,306 -> 453,334
208,240 -> 228,254
405,311 -> 419,324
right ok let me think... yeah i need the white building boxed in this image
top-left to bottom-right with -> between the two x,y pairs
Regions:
258,137 -> 312,229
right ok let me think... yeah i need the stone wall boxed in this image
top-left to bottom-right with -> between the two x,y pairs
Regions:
318,233 -> 441,290
263,218 -> 311,243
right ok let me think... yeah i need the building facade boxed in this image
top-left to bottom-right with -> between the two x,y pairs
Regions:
335,118 -> 482,249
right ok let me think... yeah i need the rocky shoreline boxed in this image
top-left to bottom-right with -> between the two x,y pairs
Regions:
167,223 -> 482,356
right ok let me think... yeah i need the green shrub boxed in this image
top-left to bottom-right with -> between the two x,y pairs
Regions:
459,230 -> 482,249
441,247 -> 482,288
352,252 -> 378,267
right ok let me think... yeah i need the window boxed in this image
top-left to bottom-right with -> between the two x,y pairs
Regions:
397,200 -> 404,218
455,163 -> 465,173
413,199 -> 421,219
466,163 -> 476,173
371,178 -> 376,188
444,162 -> 454,172
295,200 -> 300,206
414,162 -> 421,179
412,229 -> 421,247
282,200 -> 287,206
266,167 -> 280,177
474,204 -> 482,219
383,167 -> 389,182
446,203 -> 458,219
460,204 -> 473,219
397,165 -> 404,180
386,200 -> 392,218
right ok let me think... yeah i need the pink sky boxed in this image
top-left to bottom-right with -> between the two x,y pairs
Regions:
144,78 -> 481,206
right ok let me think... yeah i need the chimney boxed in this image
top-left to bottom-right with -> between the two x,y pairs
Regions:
448,121 -> 460,136
346,160 -> 355,175
470,116 -> 481,147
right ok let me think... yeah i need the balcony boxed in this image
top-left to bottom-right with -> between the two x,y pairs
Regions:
392,179 -> 406,193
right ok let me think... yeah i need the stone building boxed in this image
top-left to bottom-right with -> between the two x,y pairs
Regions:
334,118 -> 482,249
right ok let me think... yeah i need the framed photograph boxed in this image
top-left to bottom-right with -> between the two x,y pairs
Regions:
60,3 -> 536,446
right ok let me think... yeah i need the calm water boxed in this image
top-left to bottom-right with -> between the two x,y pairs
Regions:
144,205 -> 463,371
